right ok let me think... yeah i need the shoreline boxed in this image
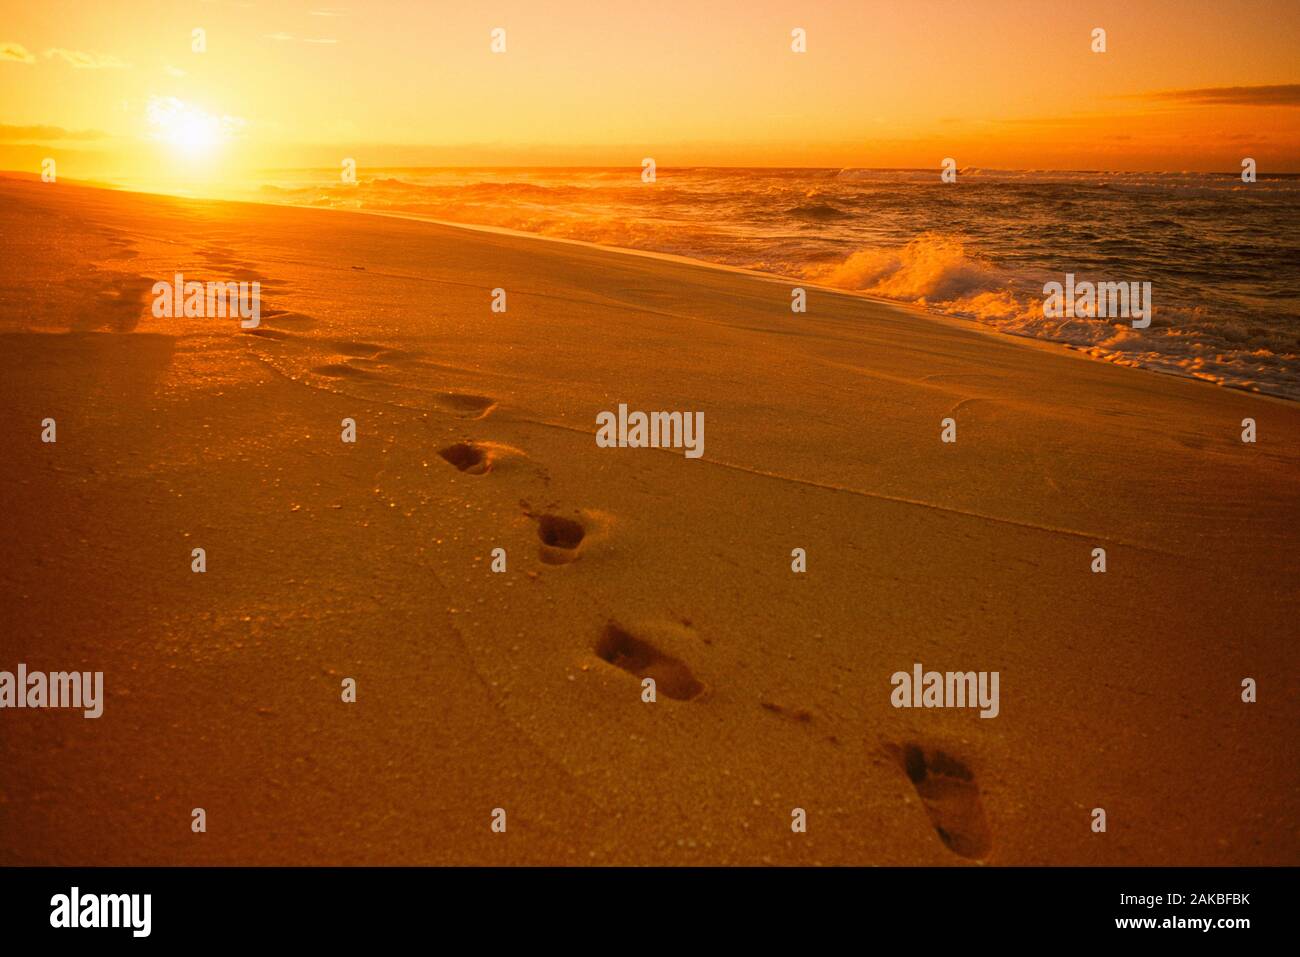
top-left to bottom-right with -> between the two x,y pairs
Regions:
7,168 -> 1293,406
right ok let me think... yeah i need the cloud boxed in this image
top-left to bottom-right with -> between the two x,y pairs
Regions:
264,33 -> 337,44
44,48 -> 130,69
146,95 -> 248,142
1,41 -> 36,63
1133,84 -> 1300,107
992,113 -> 1117,128
164,64 -> 187,77
0,123 -> 107,141
310,8 -> 346,16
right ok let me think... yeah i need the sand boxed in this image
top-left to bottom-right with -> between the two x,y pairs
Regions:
0,173 -> 1296,865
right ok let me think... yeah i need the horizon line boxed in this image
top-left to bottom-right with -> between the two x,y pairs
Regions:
9,165 -> 1295,177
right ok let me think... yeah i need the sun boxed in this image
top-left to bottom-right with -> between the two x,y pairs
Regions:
167,113 -> 220,156
146,97 -> 234,159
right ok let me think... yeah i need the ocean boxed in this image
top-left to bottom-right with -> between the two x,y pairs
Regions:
247,167 -> 1300,399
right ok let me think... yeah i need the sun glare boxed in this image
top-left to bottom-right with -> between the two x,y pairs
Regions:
169,114 -> 219,156
146,97 -> 231,159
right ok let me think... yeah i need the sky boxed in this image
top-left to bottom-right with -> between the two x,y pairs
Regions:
1,0 -> 1298,186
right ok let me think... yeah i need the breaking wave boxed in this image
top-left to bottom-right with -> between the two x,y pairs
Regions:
805,233 -> 1299,397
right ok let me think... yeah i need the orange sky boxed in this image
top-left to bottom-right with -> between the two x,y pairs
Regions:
2,0 -> 1298,185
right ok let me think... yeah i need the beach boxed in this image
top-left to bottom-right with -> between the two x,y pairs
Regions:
0,173 -> 1296,866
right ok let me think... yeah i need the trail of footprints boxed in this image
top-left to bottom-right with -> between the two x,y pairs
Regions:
431,416 -> 991,859
431,426 -> 707,695
250,301 -> 994,861
181,230 -> 991,860
215,221 -> 996,861
246,326 -> 496,418
214,244 -> 503,418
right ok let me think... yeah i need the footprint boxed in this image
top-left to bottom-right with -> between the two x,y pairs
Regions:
313,363 -> 376,379
198,253 -> 245,269
595,623 -> 703,701
228,267 -> 287,288
438,442 -> 490,475
434,392 -> 496,419
260,309 -> 317,328
376,348 -> 426,361
536,513 -> 584,564
101,241 -> 139,261
67,272 -> 151,333
760,700 -> 813,723
324,339 -> 386,358
888,743 -> 992,860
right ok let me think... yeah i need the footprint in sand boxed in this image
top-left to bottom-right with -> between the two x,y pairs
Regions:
245,327 -> 292,341
324,339 -> 386,358
242,321 -> 496,421
375,348 -> 423,361
227,267 -> 289,290
433,392 -> 496,419
313,362 -> 378,380
535,513 -> 585,564
196,248 -> 250,272
439,441 -> 491,475
436,440 -> 528,476
256,331 -> 495,421
760,700 -> 814,724
889,742 -> 992,860
594,623 -> 704,701
259,307 -> 317,329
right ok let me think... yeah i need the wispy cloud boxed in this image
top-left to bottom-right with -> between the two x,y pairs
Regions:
164,64 -> 187,78
264,33 -> 337,44
0,123 -> 107,141
146,95 -> 248,145
1132,84 -> 1300,107
1,41 -> 36,63
44,48 -> 130,69
310,8 -> 346,16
